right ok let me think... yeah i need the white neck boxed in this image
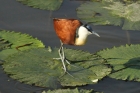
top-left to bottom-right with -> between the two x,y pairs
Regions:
75,26 -> 91,45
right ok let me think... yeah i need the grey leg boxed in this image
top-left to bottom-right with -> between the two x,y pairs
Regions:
59,41 -> 74,77
59,41 -> 67,72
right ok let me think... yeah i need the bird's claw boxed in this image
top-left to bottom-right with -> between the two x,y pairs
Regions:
61,68 -> 74,78
53,58 -> 78,68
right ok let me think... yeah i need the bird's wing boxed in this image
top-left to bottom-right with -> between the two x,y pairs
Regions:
53,18 -> 82,45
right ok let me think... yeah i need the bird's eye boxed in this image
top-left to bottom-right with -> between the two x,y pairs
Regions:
85,25 -> 92,32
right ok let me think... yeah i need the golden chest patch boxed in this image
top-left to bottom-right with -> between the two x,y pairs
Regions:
75,38 -> 87,46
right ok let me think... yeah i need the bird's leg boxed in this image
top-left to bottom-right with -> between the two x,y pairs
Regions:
53,41 -> 77,77
61,45 -> 78,68
53,41 -> 70,64
58,42 -> 67,72
58,43 -> 63,61
58,41 -> 74,77
60,41 -> 78,69
60,42 -> 71,64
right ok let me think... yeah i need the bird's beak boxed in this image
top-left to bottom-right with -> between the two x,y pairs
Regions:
92,31 -> 100,37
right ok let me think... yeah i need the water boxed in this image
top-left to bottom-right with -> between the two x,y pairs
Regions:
0,0 -> 140,93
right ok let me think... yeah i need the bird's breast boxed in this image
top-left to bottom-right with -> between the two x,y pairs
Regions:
75,38 -> 87,46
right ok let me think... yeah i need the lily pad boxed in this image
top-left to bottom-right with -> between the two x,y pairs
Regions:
77,1 -> 140,30
16,0 -> 63,11
91,0 -> 140,4
77,2 -> 122,26
97,44 -> 140,81
104,2 -> 140,30
0,38 -> 12,51
3,48 -> 111,88
43,88 -> 99,93
0,30 -> 45,60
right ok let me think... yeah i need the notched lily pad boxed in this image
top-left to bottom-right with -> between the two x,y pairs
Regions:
16,0 -> 63,11
0,30 -> 45,60
97,44 -> 140,81
77,1 -> 140,30
104,2 -> 140,30
77,2 -> 122,26
3,48 -> 111,88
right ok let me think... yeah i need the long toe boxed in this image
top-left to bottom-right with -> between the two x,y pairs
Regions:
65,58 -> 79,68
61,68 -> 74,78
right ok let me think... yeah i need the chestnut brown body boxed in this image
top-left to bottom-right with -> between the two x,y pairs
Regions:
53,18 -> 82,45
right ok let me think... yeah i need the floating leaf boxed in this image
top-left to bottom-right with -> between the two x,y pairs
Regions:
3,48 -> 111,88
77,1 -> 140,30
0,30 -> 45,60
77,2 -> 122,26
16,0 -> 63,11
0,38 -> 12,51
43,88 -> 99,93
91,0 -> 140,4
97,44 -> 140,81
104,2 -> 140,30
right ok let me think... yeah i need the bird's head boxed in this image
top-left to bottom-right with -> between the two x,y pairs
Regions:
83,24 -> 100,37
75,23 -> 100,45
77,24 -> 100,37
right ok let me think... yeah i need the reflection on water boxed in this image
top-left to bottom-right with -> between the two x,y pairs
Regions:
0,0 -> 140,93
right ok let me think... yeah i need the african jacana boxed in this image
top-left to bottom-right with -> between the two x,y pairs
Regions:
53,18 -> 100,75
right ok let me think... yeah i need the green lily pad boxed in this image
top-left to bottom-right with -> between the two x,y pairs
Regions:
104,2 -> 140,30
0,30 -> 45,60
77,2 -> 122,26
97,44 -> 140,81
3,48 -> 111,88
91,0 -> 140,4
0,38 -> 12,51
43,88 -> 100,93
16,0 -> 63,11
77,1 -> 140,30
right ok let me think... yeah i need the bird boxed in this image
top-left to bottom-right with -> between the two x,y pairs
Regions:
53,18 -> 100,75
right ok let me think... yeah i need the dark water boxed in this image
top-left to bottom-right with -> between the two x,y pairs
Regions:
0,0 -> 140,93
